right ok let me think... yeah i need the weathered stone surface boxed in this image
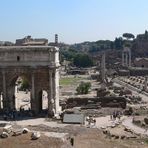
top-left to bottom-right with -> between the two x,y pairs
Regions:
31,132 -> 41,140
1,132 -> 9,138
0,46 -> 60,116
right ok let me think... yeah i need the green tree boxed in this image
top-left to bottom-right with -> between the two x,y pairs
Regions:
123,33 -> 135,40
20,78 -> 30,91
76,82 -> 91,94
114,37 -> 123,50
73,54 -> 93,67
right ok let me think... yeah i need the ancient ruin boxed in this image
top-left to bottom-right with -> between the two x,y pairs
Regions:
0,46 -> 60,116
122,47 -> 131,67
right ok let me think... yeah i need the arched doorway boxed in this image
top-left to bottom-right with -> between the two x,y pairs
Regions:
6,74 -> 31,111
15,76 -> 31,111
38,90 -> 48,113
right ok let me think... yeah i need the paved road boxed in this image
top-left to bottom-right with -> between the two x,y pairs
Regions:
122,116 -> 148,136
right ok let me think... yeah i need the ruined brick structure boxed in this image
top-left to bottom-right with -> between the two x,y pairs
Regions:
0,46 -> 60,116
134,58 -> 148,68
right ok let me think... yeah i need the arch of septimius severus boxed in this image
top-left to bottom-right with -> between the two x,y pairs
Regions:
0,46 -> 60,116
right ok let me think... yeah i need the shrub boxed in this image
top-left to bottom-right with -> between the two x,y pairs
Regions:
20,78 -> 30,91
76,82 -> 91,94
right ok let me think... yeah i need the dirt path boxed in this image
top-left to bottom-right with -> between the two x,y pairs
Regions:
122,116 -> 148,136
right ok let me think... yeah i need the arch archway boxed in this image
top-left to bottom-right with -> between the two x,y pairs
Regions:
0,46 -> 60,117
3,72 -> 31,111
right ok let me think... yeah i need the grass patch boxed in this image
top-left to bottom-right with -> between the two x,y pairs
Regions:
60,77 -> 82,86
144,138 -> 148,144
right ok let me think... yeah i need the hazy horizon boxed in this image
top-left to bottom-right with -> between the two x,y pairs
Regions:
0,0 -> 148,44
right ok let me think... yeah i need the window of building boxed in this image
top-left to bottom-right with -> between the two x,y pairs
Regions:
17,56 -> 20,61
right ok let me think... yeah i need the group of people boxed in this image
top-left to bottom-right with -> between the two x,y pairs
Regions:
86,116 -> 96,126
110,110 -> 122,121
3,109 -> 17,120
3,107 -> 34,121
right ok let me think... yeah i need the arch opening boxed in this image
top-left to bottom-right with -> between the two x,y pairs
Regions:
38,90 -> 48,114
15,76 -> 31,111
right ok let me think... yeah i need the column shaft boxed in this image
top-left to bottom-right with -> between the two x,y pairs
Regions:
52,69 -> 60,115
129,50 -> 131,67
125,53 -> 128,67
31,72 -> 35,100
2,70 -> 6,109
31,71 -> 36,112
48,71 -> 53,115
122,52 -> 124,66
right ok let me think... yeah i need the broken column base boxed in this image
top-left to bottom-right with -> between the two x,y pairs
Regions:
48,106 -> 62,119
54,106 -> 62,119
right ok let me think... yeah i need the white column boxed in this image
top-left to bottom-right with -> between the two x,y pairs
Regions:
0,93 -> 1,109
129,49 -> 131,67
0,93 -> 2,109
53,69 -> 60,115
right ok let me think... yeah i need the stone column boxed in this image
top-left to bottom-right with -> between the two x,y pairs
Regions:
0,93 -> 1,110
2,70 -> 7,109
31,72 -> 35,100
0,92 -> 2,110
122,52 -> 125,66
125,53 -> 128,67
52,68 -> 60,115
7,86 -> 15,110
31,71 -> 36,112
129,49 -> 131,67
48,70 -> 53,116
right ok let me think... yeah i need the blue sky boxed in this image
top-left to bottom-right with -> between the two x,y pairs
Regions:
0,0 -> 148,44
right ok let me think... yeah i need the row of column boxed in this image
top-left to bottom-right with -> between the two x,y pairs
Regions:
122,50 -> 131,67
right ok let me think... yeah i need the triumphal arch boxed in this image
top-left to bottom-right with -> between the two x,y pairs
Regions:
0,46 -> 60,116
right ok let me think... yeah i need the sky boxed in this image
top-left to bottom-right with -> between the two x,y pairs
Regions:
0,0 -> 148,44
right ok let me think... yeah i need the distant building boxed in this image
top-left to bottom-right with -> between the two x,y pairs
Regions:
137,30 -> 148,41
134,58 -> 148,68
15,36 -> 48,46
48,34 -> 59,46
